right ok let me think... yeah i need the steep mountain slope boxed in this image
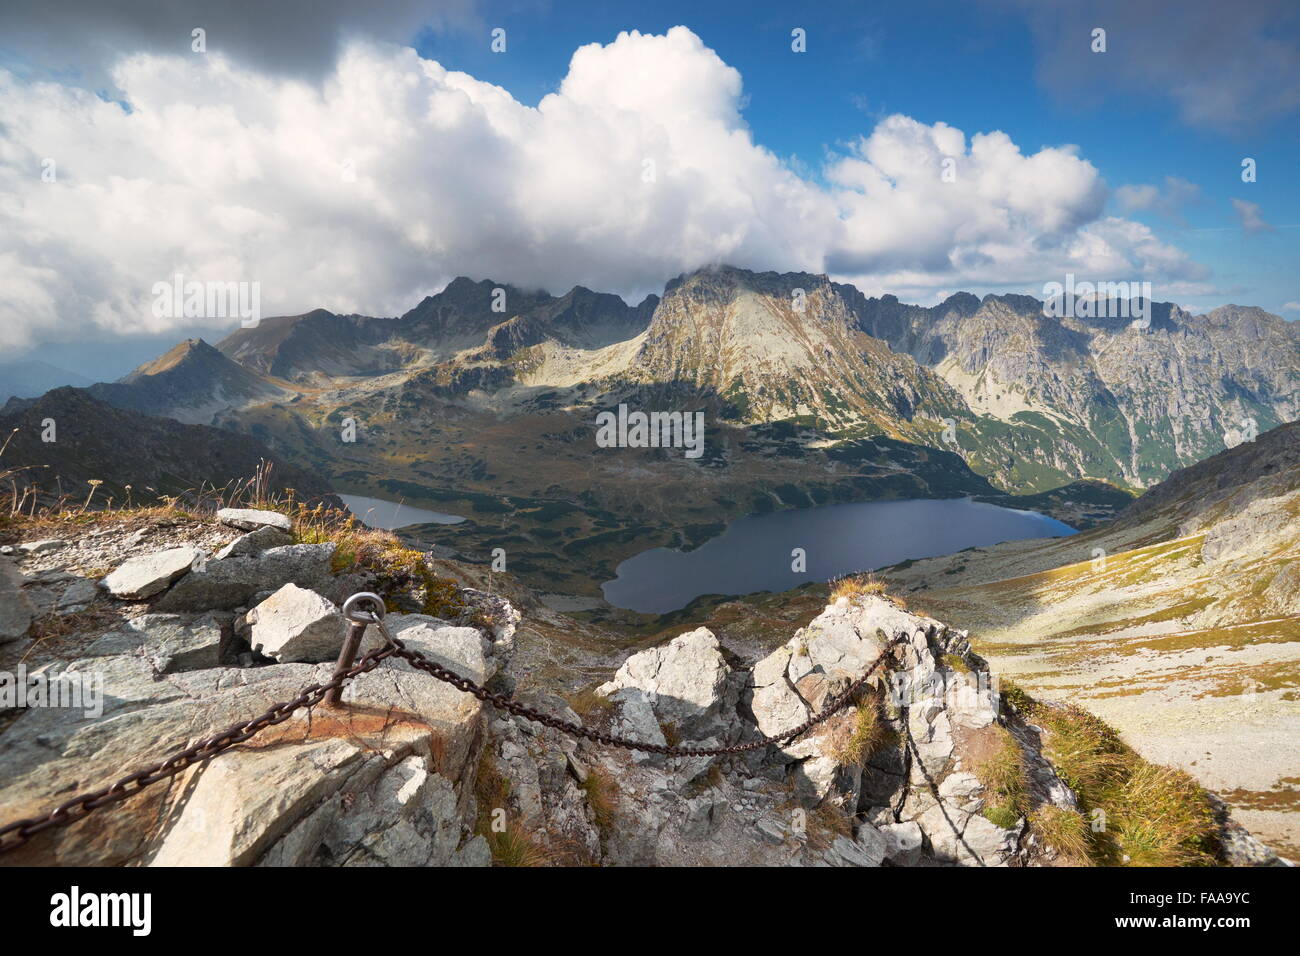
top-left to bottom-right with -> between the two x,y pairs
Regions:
842,287 -> 1300,488
218,309 -> 403,383
623,267 -> 970,434
0,387 -> 334,503
883,420 -> 1300,855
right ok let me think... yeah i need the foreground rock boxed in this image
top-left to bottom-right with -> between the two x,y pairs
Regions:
573,596 -> 1054,866
247,584 -> 347,663
156,543 -> 336,611
0,605 -> 498,867
101,546 -> 204,600
84,613 -> 227,673
1,522 -> 1282,868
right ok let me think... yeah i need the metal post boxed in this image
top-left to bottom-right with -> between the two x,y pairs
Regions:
325,592 -> 386,707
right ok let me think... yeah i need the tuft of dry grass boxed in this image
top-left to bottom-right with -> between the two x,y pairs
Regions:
287,498 -> 463,617
1029,805 -> 1092,865
830,693 -> 887,766
567,684 -> 615,721
1110,764 -> 1217,867
581,765 -> 619,836
806,801 -> 853,851
830,572 -> 889,602
1006,686 -> 1219,866
973,725 -> 1029,828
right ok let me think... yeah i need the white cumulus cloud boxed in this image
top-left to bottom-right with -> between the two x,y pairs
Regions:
0,26 -> 1209,350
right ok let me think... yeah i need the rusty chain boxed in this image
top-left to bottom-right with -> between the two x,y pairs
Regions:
393,632 -> 907,757
0,600 -> 906,855
0,643 -> 400,855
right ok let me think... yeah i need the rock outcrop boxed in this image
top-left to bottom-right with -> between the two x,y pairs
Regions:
0,513 -> 1285,868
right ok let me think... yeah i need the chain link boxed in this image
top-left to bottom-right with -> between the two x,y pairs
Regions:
393,631 -> 906,757
0,643 -> 400,855
0,612 -> 906,856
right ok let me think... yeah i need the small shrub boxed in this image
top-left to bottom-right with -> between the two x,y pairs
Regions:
983,804 -> 1021,829
941,653 -> 971,674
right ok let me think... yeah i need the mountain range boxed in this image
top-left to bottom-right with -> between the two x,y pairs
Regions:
9,265 -> 1296,595
93,265 -> 1297,489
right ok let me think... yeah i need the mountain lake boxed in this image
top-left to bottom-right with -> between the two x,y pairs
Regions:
602,497 -> 1076,613
339,494 -> 466,529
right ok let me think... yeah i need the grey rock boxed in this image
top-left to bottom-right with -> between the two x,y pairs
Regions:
853,822 -> 887,867
215,525 -> 293,560
19,538 -> 67,553
216,508 -> 292,533
57,578 -> 99,610
83,613 -> 226,673
101,546 -> 204,600
827,834 -> 882,867
247,584 -> 346,664
0,560 -> 35,644
879,820 -> 924,866
155,543 -> 335,612
603,627 -> 740,741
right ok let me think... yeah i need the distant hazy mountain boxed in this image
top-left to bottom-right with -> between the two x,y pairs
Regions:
0,387 -> 334,503
0,360 -> 90,402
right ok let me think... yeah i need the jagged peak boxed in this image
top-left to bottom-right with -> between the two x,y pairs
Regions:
124,338 -> 225,379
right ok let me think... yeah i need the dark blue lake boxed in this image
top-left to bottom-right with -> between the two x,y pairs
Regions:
601,497 -> 1075,613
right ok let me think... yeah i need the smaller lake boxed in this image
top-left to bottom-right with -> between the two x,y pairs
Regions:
602,497 -> 1075,614
339,494 -> 465,530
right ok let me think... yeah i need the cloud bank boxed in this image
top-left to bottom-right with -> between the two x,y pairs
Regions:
0,26 -> 1209,350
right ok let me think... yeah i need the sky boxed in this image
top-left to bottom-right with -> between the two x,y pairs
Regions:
1,0 -> 1297,379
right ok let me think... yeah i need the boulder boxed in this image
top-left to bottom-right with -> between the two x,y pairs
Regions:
133,614 -> 226,672
247,584 -> 346,663
600,627 -> 740,741
215,525 -> 293,560
385,614 -> 493,683
155,543 -> 335,612
879,820 -> 924,866
216,508 -> 292,533
57,578 -> 99,611
101,546 -> 205,600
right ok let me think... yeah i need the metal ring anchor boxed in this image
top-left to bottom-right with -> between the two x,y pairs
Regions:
326,592 -> 388,707
341,591 -> 386,624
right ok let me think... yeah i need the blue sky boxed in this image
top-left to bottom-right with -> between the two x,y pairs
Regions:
1,0 -> 1297,379
416,0 -> 1299,310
